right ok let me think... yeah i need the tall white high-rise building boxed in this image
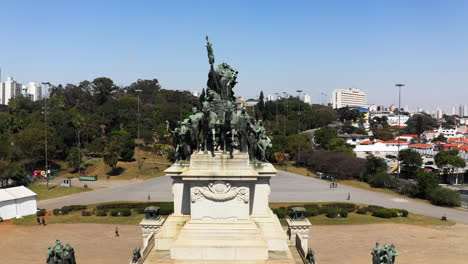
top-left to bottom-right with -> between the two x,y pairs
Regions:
331,88 -> 367,109
459,105 -> 466,117
303,94 -> 311,105
435,108 -> 444,119
23,82 -> 42,101
1,77 -> 22,105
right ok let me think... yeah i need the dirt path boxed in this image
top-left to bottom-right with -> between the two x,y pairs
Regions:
0,223 -> 141,264
1,223 -> 467,263
310,223 -> 468,264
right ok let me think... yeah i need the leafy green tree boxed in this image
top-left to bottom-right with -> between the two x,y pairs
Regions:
0,160 -> 27,187
405,113 -> 437,135
337,107 -> 364,122
325,138 -> 354,154
414,169 -> 439,199
398,149 -> 423,178
435,150 -> 466,184
314,127 -> 337,149
103,143 -> 120,170
66,147 -> 81,171
363,155 -> 388,182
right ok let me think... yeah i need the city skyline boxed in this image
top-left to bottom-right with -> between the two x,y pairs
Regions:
1,1 -> 467,110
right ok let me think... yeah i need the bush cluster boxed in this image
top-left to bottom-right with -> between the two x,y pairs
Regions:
81,211 -> 92,216
110,208 -> 132,217
428,187 -> 460,207
371,208 -> 408,218
96,210 -> 107,216
272,208 -> 287,218
96,202 -> 173,215
324,207 -> 348,218
53,205 -> 87,216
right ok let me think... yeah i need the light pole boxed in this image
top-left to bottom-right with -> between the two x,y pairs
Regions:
321,92 -> 327,106
395,83 -> 405,178
296,90 -> 303,165
283,92 -> 288,137
136,89 -> 142,179
41,82 -> 50,189
274,92 -> 279,128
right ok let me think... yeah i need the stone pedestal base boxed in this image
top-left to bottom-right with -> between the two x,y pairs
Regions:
286,218 -> 311,251
140,217 -> 166,247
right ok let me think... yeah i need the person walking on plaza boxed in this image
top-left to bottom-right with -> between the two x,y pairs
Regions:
347,192 -> 351,200
148,194 -> 151,201
115,226 -> 120,237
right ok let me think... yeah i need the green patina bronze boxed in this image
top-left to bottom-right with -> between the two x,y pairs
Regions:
371,242 -> 398,264
46,240 -> 76,264
166,36 -> 271,162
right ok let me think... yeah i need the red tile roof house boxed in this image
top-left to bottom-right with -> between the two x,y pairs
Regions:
409,143 -> 433,150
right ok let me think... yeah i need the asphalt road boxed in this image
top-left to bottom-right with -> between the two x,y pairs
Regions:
38,170 -> 468,224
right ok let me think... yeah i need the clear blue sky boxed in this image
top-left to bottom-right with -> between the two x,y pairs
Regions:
1,0 -> 467,111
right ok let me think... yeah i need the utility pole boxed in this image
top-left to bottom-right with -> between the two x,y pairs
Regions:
136,89 -> 142,180
395,83 -> 405,178
321,92 -> 327,106
296,90 -> 303,165
41,82 -> 50,189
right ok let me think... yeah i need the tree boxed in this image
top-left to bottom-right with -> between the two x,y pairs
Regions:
66,147 -> 81,171
414,169 -> 439,199
0,160 -> 27,187
398,149 -> 423,178
363,155 -> 388,182
314,127 -> 337,149
432,134 -> 447,142
435,150 -> 466,184
405,113 -> 437,135
257,91 -> 265,119
325,138 -> 354,155
337,107 -> 364,122
103,143 -> 120,171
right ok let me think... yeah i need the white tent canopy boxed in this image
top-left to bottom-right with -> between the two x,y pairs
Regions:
0,186 -> 37,220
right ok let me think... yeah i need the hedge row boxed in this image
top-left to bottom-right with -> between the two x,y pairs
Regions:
95,202 -> 173,215
53,205 -> 88,215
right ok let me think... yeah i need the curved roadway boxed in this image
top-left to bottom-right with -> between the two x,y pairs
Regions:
38,170 -> 468,224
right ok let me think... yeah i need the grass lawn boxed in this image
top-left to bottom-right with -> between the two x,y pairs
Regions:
13,211 -> 146,226
272,202 -> 455,226
56,148 -> 171,181
29,184 -> 91,200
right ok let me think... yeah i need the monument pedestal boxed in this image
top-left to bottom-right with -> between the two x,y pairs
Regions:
140,217 -> 166,247
143,152 -> 294,263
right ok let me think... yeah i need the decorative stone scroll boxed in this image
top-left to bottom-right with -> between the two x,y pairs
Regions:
191,181 -> 249,203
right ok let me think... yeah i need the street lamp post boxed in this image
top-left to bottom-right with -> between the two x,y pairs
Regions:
296,90 -> 303,165
274,92 -> 279,128
41,82 -> 50,189
321,92 -> 327,106
283,92 -> 288,137
136,89 -> 142,179
395,83 -> 405,178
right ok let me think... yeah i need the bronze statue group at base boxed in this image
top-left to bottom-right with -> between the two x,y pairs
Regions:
46,240 -> 76,264
371,242 -> 398,264
167,36 -> 272,162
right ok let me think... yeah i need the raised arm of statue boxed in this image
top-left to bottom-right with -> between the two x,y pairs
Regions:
206,35 -> 215,65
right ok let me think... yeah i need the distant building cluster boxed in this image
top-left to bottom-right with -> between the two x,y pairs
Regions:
0,77 -> 42,105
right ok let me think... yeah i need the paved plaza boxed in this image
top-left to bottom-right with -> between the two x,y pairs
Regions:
38,171 -> 468,224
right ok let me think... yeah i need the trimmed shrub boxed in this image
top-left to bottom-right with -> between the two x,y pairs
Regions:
340,210 -> 348,218
305,207 -> 321,217
81,211 -> 92,216
325,207 -> 341,218
96,210 -> 107,216
120,208 -> 131,217
366,205 -> 384,213
96,202 -> 173,215
273,208 -> 287,218
110,210 -> 119,217
53,209 -> 66,215
322,202 -> 357,212
61,205 -> 87,214
428,187 -> 461,207
303,204 -> 320,210
36,209 -> 47,217
356,207 -> 367,214
400,209 -> 409,217
372,209 -> 393,218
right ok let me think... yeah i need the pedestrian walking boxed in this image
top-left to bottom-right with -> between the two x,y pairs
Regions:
148,194 -> 151,201
42,218 -> 46,226
347,192 -> 351,200
115,226 -> 120,237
